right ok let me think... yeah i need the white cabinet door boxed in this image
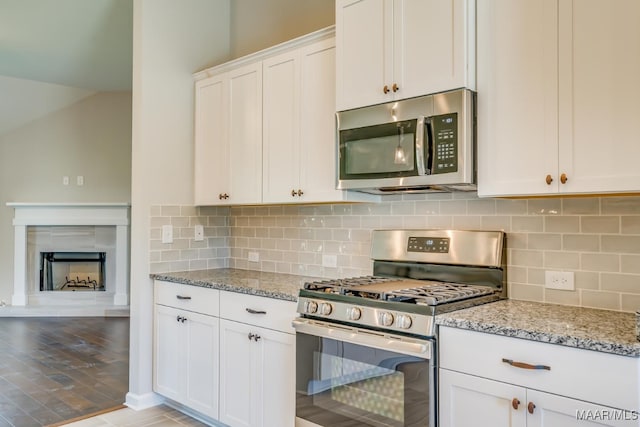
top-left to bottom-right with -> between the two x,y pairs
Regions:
259,328 -> 295,427
262,50 -> 300,204
228,62 -> 263,205
439,369 -> 526,427
394,0 -> 475,100
154,305 -> 220,420
154,305 -> 183,402
477,0 -> 559,197
557,0 -> 640,194
194,74 -> 229,205
183,311 -> 219,420
219,319 -> 254,427
527,390 -> 632,427
336,0 -> 391,111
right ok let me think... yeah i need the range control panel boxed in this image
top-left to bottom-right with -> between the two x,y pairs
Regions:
407,237 -> 450,253
432,113 -> 458,174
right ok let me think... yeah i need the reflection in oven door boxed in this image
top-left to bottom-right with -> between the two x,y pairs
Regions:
296,331 -> 435,427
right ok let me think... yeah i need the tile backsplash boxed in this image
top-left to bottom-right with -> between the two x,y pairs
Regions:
150,193 -> 640,312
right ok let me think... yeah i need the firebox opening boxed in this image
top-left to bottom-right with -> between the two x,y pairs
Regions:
40,252 -> 106,292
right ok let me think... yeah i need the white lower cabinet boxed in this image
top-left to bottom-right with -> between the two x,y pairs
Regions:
153,282 -> 220,420
439,326 -> 640,427
219,292 -> 296,427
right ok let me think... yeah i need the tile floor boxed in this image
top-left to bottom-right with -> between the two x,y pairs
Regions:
0,317 -> 129,427
60,405 -> 209,427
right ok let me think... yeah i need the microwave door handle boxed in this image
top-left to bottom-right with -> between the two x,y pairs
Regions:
416,116 -> 427,175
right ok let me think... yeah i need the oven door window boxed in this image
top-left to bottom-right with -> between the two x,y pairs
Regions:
339,119 -> 418,180
296,332 -> 433,427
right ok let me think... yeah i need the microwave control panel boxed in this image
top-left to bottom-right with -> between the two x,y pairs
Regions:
432,113 -> 458,174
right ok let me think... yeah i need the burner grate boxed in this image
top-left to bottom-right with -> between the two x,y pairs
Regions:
303,276 -> 395,295
386,282 -> 495,306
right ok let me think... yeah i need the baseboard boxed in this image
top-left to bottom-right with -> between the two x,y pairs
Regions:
125,391 -> 165,411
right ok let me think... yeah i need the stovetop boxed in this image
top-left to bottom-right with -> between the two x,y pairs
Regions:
303,275 -> 495,306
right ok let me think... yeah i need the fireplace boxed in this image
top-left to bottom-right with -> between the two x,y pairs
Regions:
40,251 -> 107,292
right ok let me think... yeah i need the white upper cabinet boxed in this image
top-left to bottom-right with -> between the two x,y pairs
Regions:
336,0 -> 475,111
193,63 -> 262,206
478,0 -> 640,197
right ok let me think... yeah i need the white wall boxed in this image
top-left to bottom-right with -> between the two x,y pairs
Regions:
0,92 -> 132,304
230,0 -> 334,58
127,0 -> 231,409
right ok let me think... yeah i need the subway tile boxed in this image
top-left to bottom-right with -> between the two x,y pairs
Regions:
189,259 -> 208,270
508,283 -> 544,302
581,290 -> 621,311
180,206 -> 198,216
581,216 -> 619,234
424,192 -> 453,201
562,198 -> 599,215
621,294 -> 640,312
580,253 -> 619,272
621,255 -> 640,274
505,233 -> 527,249
342,216 -> 361,228
621,216 -> 640,234
161,206 -> 181,216
403,216 -> 429,228
426,216 -> 453,229
602,235 -> 640,254
528,234 -> 561,250
545,216 -> 580,233
575,272 -> 600,290
510,249 -> 544,267
562,234 -> 599,252
415,201 -> 440,215
332,205 -> 352,215
150,217 -> 171,227
544,288 -> 580,306
481,216 -> 511,231
467,199 -> 496,215
527,268 -> 545,285
506,266 -> 527,283
452,216 -> 482,230
496,199 -> 527,215
602,197 -> 640,215
361,216 -> 382,228
439,200 -> 467,215
600,273 -> 640,293
391,202 -> 415,215
512,216 -> 544,232
380,216 -> 404,228
544,251 -> 580,269
150,206 -> 162,216
528,199 -> 561,215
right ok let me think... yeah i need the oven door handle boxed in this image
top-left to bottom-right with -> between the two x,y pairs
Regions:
292,318 -> 432,359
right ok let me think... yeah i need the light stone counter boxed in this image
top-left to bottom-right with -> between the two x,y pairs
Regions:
150,268 -> 325,302
436,299 -> 640,357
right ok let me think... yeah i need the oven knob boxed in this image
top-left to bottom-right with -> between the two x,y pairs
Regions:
396,314 -> 413,329
347,307 -> 362,321
319,303 -> 333,316
379,311 -> 394,327
304,300 -> 318,314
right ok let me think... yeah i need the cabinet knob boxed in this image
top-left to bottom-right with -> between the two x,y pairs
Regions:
254,334 -> 261,342
545,175 -> 553,185
297,189 -> 304,197
383,85 -> 390,94
560,173 -> 568,184
512,398 -> 520,410
219,193 -> 224,200
291,189 -> 297,197
392,83 -> 399,93
248,333 -> 255,341
528,402 -> 536,414
176,315 -> 182,322
219,193 -> 229,200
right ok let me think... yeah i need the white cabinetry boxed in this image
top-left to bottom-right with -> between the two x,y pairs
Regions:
153,281 -> 220,419
194,63 -> 262,205
439,327 -> 640,427
477,0 -> 640,197
218,292 -> 297,427
335,0 -> 475,111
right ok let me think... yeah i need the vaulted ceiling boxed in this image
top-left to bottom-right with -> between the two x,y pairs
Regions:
0,0 -> 133,136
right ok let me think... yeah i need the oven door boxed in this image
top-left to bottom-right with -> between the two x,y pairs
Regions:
293,318 -> 435,427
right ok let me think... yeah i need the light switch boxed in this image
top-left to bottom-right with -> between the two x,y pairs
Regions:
63,176 -> 69,186
77,176 -> 84,186
162,225 -> 173,244
194,225 -> 204,241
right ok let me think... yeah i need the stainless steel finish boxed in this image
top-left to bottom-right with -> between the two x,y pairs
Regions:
296,295 -> 434,335
336,88 -> 476,193
370,229 -> 504,268
292,318 -> 432,359
416,115 -> 427,175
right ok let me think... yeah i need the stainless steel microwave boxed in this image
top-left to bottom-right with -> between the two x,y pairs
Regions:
336,89 -> 476,194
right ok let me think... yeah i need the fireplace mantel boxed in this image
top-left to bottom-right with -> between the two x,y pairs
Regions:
6,202 -> 130,308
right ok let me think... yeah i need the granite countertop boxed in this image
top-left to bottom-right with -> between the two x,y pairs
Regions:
150,268 -> 325,302
436,299 -> 640,357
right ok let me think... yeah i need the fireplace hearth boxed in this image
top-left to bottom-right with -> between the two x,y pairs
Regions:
40,252 -> 106,292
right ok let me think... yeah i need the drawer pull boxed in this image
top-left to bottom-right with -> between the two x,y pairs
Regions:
176,295 -> 192,300
528,402 -> 536,414
511,398 -> 520,410
502,358 -> 550,371
246,308 -> 267,315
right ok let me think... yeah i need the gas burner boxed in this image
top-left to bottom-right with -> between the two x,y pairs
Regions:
303,276 -> 395,296
385,282 -> 495,306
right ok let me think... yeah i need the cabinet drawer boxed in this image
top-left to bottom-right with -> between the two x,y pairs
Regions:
439,326 -> 640,411
219,291 -> 297,333
154,280 -> 219,316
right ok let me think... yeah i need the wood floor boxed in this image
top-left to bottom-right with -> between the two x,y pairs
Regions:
0,317 -> 129,427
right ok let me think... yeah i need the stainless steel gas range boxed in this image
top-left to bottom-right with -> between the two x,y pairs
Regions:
293,229 -> 506,427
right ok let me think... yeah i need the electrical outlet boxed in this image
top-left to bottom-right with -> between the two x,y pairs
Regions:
322,255 -> 338,268
545,271 -> 575,291
161,225 -> 173,244
76,175 -> 84,186
194,224 -> 204,241
248,252 -> 260,262
63,176 -> 69,186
